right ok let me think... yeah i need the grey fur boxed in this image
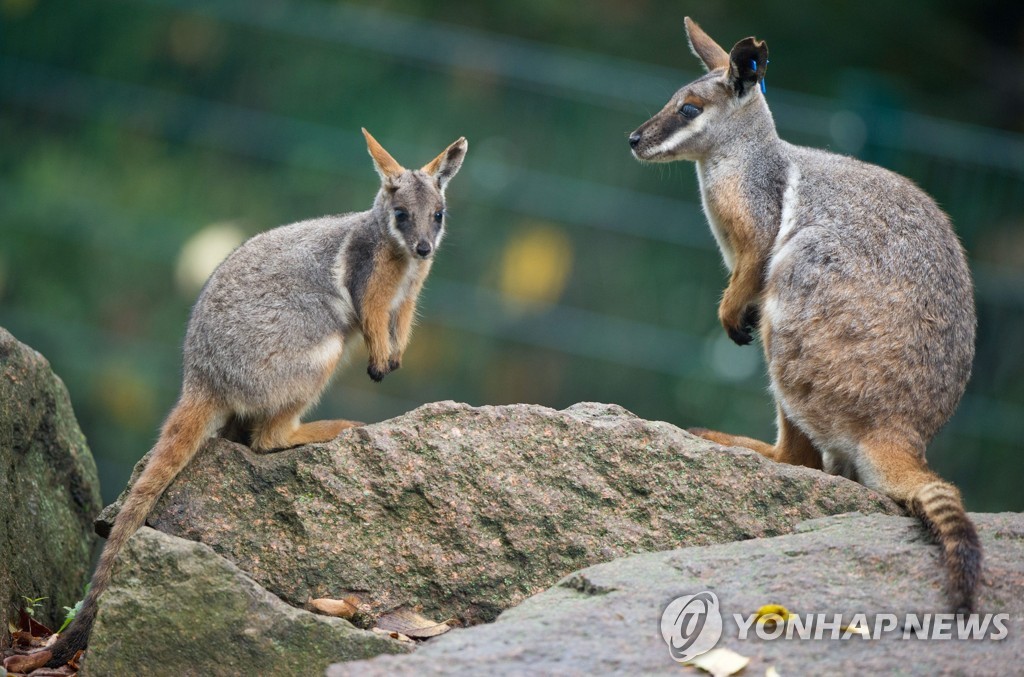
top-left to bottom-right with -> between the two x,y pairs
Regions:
629,19 -> 979,612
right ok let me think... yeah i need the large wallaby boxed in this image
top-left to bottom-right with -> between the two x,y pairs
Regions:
45,129 -> 468,665
629,19 -> 979,612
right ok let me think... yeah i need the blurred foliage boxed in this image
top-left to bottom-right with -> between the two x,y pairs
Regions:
1,0 -> 1022,511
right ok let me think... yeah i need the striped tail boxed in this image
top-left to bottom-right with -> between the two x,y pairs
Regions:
45,395 -> 218,667
910,480 -> 982,614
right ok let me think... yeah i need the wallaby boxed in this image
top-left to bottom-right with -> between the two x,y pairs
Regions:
629,19 -> 979,613
44,129 -> 468,666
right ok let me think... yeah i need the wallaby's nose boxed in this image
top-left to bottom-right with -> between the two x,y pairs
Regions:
415,240 -> 433,258
628,131 -> 642,149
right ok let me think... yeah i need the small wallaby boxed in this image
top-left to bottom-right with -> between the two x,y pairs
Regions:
629,19 -> 979,612
45,129 -> 468,665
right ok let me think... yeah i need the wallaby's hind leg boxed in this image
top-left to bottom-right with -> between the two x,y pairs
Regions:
857,432 -> 981,613
250,410 -> 362,452
689,407 -> 822,470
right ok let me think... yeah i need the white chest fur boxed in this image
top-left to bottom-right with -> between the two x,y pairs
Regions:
390,259 -> 424,312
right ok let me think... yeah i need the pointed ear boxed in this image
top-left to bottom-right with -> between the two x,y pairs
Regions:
362,128 -> 404,181
727,37 -> 769,97
421,136 -> 468,191
685,17 -> 729,72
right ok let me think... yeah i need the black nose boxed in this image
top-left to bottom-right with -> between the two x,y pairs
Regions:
415,241 -> 433,257
628,131 -> 642,149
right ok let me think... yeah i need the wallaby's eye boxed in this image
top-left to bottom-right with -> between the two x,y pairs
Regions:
433,210 -> 444,223
679,103 -> 702,119
394,208 -> 409,224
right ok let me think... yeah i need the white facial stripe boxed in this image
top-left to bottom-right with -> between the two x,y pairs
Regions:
387,215 -> 405,244
650,113 -> 709,156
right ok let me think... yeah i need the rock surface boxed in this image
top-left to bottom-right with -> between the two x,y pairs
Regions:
82,528 -> 408,676
331,512 -> 1024,676
98,401 -> 899,629
0,328 -> 101,636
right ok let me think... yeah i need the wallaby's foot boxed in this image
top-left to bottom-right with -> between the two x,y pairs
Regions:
388,357 -> 401,372
689,413 -> 822,470
688,427 -> 776,459
288,419 -> 362,446
252,416 -> 361,451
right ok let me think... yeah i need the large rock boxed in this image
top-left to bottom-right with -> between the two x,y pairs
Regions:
0,328 -> 101,636
98,401 -> 898,628
332,512 -> 1024,676
82,528 -> 407,676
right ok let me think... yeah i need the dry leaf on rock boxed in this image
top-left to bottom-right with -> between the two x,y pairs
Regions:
686,647 -> 750,677
376,608 -> 451,639
310,597 -> 359,619
4,649 -> 52,674
371,627 -> 413,643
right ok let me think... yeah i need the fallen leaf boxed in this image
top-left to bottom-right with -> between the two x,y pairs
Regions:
376,608 -> 451,639
371,626 -> 413,643
4,649 -> 52,673
69,649 -> 85,670
18,608 -> 53,637
766,667 -> 781,677
686,647 -> 750,677
12,629 -> 48,648
754,604 -> 791,628
840,623 -> 870,637
23,666 -> 75,676
310,597 -> 358,620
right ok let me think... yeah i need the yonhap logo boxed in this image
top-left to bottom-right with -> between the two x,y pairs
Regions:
660,591 -> 723,662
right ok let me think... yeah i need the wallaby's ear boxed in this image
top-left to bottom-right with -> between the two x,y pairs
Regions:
685,17 -> 729,72
727,37 -> 769,97
362,128 -> 405,181
422,136 -> 468,191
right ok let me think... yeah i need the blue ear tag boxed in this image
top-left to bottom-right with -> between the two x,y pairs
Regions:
750,58 -> 767,94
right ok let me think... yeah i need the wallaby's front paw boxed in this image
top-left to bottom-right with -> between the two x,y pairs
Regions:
367,362 -> 391,382
722,305 -> 760,346
388,357 -> 401,372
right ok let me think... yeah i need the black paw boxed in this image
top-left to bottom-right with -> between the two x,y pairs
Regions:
367,363 -> 389,382
726,324 -> 753,346
742,304 -> 760,331
727,306 -> 760,346
388,358 -> 401,372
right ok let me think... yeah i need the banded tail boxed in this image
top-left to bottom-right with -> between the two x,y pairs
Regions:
910,480 -> 982,614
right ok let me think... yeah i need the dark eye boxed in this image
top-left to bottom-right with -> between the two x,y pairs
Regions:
679,103 -> 702,119
433,210 -> 444,223
394,208 -> 408,224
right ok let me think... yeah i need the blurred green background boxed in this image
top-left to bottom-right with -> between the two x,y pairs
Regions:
2,0 -> 1022,510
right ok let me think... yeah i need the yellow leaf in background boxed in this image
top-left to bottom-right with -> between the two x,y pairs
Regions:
686,647 -> 751,677
765,667 -> 781,677
498,223 -> 573,308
